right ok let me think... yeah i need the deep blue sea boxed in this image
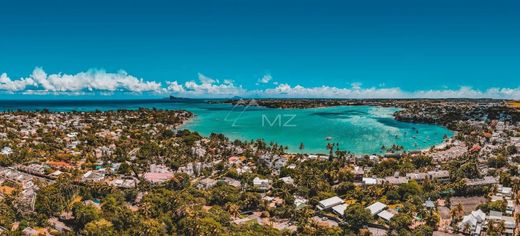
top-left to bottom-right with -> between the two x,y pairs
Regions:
0,99 -> 453,154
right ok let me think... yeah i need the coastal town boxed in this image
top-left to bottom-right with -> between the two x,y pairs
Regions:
0,99 -> 519,235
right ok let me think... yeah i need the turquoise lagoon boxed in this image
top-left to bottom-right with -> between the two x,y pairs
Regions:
0,100 -> 452,154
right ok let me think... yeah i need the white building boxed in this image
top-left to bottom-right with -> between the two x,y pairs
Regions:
317,196 -> 344,211
332,203 -> 349,216
1,147 -> 12,155
362,177 -> 378,186
280,176 -> 294,185
377,210 -> 395,221
366,202 -> 387,216
458,209 -> 486,236
253,177 -> 270,190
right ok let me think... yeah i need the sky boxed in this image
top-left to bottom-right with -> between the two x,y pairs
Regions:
1,0 -> 520,99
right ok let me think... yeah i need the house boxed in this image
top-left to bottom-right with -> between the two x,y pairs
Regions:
497,185 -> 513,198
458,209 -> 486,236
353,166 -> 365,180
384,176 -> 408,185
465,176 -> 498,186
1,147 -> 12,155
332,203 -> 349,216
82,170 -> 105,182
377,210 -> 395,221
317,196 -> 344,211
506,200 -> 514,215
109,178 -> 138,188
427,170 -> 450,181
50,170 -> 63,177
22,227 -> 39,236
487,211 -> 516,235
262,196 -> 284,208
149,164 -> 172,173
219,177 -> 242,188
48,217 -> 71,233
143,164 -> 175,184
47,161 -> 74,170
405,172 -> 427,181
197,178 -> 218,189
143,172 -> 174,184
366,202 -> 387,215
228,156 -> 242,165
253,177 -> 270,190
502,216 -> 515,235
279,176 -> 294,185
424,198 -> 435,209
294,196 -> 308,208
362,177 -> 378,186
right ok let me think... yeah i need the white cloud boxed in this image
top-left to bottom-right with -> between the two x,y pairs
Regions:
166,81 -> 185,93
167,73 -> 246,98
0,73 -> 35,92
256,84 -> 520,99
259,84 -> 405,98
0,67 -> 162,94
1,67 -> 520,99
257,74 -> 272,84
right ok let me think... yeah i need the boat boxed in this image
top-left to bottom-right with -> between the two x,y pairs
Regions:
325,136 -> 333,140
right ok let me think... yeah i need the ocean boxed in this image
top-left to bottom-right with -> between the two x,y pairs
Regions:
0,99 -> 452,154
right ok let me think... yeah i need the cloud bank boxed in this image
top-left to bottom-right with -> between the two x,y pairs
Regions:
0,67 -> 161,94
1,67 -> 519,99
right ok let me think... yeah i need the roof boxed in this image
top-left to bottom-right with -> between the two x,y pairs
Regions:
366,202 -> 387,215
332,203 -> 349,216
500,186 -> 512,194
471,209 -> 486,222
377,210 -> 395,221
318,196 -> 344,210
424,199 -> 435,208
384,176 -> 408,185
362,177 -> 377,185
253,177 -> 269,185
143,172 -> 174,183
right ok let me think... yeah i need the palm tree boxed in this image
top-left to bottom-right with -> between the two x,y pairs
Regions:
226,203 -> 240,218
450,203 -> 464,221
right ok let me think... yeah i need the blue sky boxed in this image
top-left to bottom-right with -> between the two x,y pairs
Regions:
1,0 -> 520,98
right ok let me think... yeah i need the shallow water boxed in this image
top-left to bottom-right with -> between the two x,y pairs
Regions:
0,99 -> 452,154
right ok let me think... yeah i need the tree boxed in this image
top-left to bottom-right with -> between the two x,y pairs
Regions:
72,203 -> 101,230
488,155 -> 507,168
210,184 -> 240,206
131,219 -> 166,236
397,180 -> 423,201
334,182 -> 355,195
343,204 -> 373,232
414,224 -> 433,236
83,219 -> 115,236
411,155 -> 432,169
389,213 -> 412,231
450,203 -> 464,220
0,200 -> 16,228
225,203 -> 241,218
